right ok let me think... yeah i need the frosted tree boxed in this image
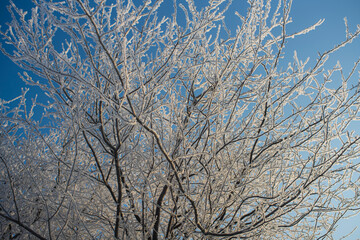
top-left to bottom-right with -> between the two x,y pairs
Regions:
1,0 -> 360,239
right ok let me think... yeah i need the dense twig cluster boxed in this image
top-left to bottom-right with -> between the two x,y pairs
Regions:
1,0 -> 360,239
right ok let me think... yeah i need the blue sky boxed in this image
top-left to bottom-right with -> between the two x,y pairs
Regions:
1,0 -> 359,100
0,0 -> 360,238
1,0 -> 360,100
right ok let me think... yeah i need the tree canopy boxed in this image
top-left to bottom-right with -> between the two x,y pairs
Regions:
1,0 -> 360,239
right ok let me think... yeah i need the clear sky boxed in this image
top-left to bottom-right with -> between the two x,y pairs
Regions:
1,0 -> 359,100
1,0 -> 360,238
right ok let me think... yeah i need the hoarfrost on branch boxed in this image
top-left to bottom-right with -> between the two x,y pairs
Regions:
1,0 -> 360,239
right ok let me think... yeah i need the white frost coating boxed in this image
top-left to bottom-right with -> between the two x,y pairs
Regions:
1,0 -> 360,239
